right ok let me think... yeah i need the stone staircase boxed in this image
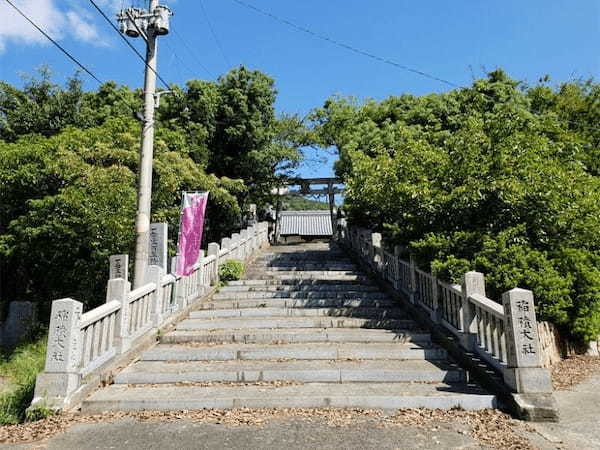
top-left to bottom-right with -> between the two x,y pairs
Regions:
82,242 -> 497,412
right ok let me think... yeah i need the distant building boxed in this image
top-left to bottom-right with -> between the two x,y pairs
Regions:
277,210 -> 333,243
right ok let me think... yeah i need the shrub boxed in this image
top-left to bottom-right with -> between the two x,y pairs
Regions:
0,337 -> 47,425
219,260 -> 245,282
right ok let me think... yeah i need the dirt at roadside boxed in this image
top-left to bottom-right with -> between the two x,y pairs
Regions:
0,408 -> 536,449
551,355 -> 600,390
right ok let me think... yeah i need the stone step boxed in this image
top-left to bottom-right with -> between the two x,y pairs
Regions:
161,328 -> 431,345
257,253 -> 348,259
176,317 -> 417,331
198,298 -> 399,311
114,360 -> 466,385
212,291 -> 387,300
227,279 -> 372,286
246,270 -> 360,275
189,307 -> 406,320
81,383 -> 497,412
251,264 -> 357,271
219,284 -> 379,292
141,342 -> 448,362
243,273 -> 368,281
255,260 -> 353,266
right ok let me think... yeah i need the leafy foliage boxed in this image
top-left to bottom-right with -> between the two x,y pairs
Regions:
0,66 -> 302,311
311,70 -> 600,342
282,197 -> 330,211
219,260 -> 245,282
0,337 -> 47,425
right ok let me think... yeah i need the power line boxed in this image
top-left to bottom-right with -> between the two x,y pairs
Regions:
88,0 -> 172,90
163,38 -> 202,79
231,0 -> 459,90
3,0 -> 144,121
231,0 -> 600,133
199,0 -> 232,68
3,0 -> 102,84
172,29 -> 214,78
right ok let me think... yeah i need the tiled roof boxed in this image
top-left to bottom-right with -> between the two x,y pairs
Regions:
279,210 -> 333,236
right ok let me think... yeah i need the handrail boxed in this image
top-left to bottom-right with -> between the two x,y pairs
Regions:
128,282 -> 156,302
469,293 -> 504,317
338,223 -> 552,396
79,300 -> 121,329
35,221 -> 271,411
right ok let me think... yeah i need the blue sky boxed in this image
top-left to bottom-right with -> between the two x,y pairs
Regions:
1,0 -> 599,179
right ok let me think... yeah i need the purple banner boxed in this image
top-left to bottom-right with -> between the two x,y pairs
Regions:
175,192 -> 209,277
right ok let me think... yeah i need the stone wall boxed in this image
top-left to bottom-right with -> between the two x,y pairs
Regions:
0,301 -> 37,349
537,321 -> 600,367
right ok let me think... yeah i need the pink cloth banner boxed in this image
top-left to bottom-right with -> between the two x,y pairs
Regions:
175,192 -> 209,277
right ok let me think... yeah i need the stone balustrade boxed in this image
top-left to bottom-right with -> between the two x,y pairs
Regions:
31,221 -> 270,411
339,224 -> 552,395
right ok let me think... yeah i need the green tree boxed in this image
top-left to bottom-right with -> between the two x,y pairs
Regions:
310,70 -> 600,343
0,66 -> 301,314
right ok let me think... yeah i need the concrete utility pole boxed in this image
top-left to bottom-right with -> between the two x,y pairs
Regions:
117,1 -> 173,288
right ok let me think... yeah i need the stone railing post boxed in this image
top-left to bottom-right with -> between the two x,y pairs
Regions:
460,272 -> 485,351
371,233 -> 383,273
431,277 -> 440,323
393,246 -> 402,290
145,265 -> 165,327
221,237 -> 231,257
247,225 -> 254,253
240,229 -> 249,261
408,255 -> 418,304
251,224 -> 259,251
231,233 -> 241,261
197,252 -> 206,295
32,298 -> 83,409
263,222 -> 270,247
106,278 -> 132,353
208,242 -> 220,285
502,288 -> 552,393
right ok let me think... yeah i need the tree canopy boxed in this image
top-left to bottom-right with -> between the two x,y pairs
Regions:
310,70 -> 600,342
0,66 -> 302,312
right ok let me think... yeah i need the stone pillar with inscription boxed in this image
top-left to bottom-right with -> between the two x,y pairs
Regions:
109,254 -> 129,281
32,299 -> 83,409
503,288 -> 553,393
148,223 -> 168,270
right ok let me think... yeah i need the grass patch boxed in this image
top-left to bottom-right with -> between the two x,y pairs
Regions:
219,260 -> 245,282
0,337 -> 48,425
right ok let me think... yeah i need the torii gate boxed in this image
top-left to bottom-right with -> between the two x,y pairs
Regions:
272,177 -> 344,241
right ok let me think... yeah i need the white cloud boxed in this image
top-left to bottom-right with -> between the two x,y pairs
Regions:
66,11 -> 101,44
0,0 -> 110,53
0,0 -> 66,51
